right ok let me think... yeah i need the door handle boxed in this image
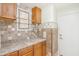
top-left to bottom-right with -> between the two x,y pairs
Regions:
59,34 -> 63,39
59,34 -> 62,36
60,37 -> 63,39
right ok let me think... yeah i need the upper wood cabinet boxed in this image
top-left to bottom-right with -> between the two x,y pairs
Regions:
32,7 -> 41,24
0,4 -> 2,16
0,3 -> 16,20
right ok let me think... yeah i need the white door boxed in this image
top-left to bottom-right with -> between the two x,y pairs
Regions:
58,13 -> 79,56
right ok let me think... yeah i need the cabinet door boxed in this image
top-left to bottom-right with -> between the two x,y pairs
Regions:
36,8 -> 41,24
2,3 -> 8,18
1,3 -> 16,19
4,51 -> 18,56
7,3 -> 16,19
19,46 -> 33,56
42,41 -> 46,56
0,4 -> 2,16
32,7 -> 36,24
32,7 -> 41,24
34,42 -> 43,56
22,51 -> 33,56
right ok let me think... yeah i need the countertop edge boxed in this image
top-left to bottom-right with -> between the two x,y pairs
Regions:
0,39 -> 46,56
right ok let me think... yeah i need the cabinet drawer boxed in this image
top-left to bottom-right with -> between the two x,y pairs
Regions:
19,46 -> 33,56
22,51 -> 33,56
4,51 -> 18,56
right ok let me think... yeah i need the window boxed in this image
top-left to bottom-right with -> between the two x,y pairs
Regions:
17,9 -> 29,31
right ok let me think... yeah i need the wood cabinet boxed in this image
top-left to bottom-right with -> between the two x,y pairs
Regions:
0,3 -> 16,20
32,7 -> 41,24
42,41 -> 46,56
22,51 -> 33,56
19,46 -> 33,56
34,41 -> 46,56
34,42 -> 43,56
0,4 -> 2,16
4,51 -> 18,56
3,41 -> 46,56
7,3 -> 16,19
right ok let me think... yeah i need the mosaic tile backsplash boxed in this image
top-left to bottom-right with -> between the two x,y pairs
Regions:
0,20 -> 38,43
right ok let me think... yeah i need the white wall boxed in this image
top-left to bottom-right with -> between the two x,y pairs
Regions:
56,4 -> 79,17
41,4 -> 57,28
42,4 -> 57,23
57,4 -> 79,56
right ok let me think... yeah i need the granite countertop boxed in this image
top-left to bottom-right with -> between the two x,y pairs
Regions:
0,38 -> 46,56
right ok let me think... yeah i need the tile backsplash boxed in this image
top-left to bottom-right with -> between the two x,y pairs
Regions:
0,20 -> 33,42
0,20 -> 7,31
0,21 -> 57,41
0,20 -> 43,43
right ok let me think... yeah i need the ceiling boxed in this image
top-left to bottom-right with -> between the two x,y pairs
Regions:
19,3 -> 51,9
18,3 -> 79,12
54,3 -> 79,12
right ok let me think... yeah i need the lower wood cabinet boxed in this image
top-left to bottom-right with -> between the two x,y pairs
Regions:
19,46 -> 33,56
42,41 -> 46,56
4,41 -> 46,56
34,42 -> 43,56
4,51 -> 18,56
34,41 -> 46,56
22,51 -> 33,56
